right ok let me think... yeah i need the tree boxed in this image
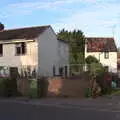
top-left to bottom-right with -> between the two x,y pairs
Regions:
57,29 -> 70,41
0,22 -> 4,31
57,29 -> 85,72
85,55 -> 99,64
117,47 -> 120,52
85,55 -> 105,75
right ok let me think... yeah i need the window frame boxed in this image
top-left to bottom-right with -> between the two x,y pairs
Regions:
104,52 -> 109,59
15,42 -> 27,56
0,44 -> 3,57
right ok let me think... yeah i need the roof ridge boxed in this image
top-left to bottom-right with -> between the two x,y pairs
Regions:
86,37 -> 114,39
2,25 -> 50,32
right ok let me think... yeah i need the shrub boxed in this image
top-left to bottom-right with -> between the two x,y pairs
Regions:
85,55 -> 105,75
85,55 -> 99,64
0,77 -> 21,97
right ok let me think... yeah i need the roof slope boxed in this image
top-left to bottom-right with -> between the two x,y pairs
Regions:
86,37 -> 117,52
0,25 -> 50,40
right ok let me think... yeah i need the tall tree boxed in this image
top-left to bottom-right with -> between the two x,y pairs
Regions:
0,22 -> 4,31
57,29 -> 85,72
117,47 -> 120,52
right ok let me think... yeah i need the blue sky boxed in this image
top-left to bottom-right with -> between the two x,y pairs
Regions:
0,0 -> 120,47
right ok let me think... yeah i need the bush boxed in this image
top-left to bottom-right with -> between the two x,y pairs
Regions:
0,78 -> 21,97
85,55 -> 105,75
0,78 -> 12,97
90,63 -> 105,75
85,55 -> 99,64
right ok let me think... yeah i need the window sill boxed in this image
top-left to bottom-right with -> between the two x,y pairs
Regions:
15,54 -> 26,56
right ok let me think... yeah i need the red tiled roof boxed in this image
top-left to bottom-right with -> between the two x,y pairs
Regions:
86,37 -> 117,52
0,25 -> 50,40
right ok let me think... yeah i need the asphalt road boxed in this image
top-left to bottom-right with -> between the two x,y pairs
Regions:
0,101 -> 120,120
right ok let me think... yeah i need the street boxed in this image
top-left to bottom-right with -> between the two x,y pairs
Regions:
0,97 -> 120,120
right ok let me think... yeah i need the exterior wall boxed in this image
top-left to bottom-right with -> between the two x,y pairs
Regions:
47,76 -> 89,97
117,53 -> 120,72
57,40 -> 69,66
0,40 -> 38,67
37,27 -> 59,76
85,45 -> 117,73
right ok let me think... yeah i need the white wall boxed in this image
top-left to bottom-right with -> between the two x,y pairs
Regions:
85,45 -> 117,73
37,27 -> 59,76
58,40 -> 69,66
0,40 -> 38,67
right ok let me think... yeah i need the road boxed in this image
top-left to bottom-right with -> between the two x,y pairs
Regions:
0,98 -> 120,120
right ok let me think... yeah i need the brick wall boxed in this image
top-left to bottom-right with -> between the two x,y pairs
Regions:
17,75 -> 89,98
47,77 -> 89,97
17,78 -> 29,96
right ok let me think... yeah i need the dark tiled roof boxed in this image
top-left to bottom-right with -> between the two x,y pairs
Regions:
0,25 -> 50,40
86,37 -> 117,52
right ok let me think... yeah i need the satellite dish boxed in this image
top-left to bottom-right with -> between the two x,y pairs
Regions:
0,23 -> 4,31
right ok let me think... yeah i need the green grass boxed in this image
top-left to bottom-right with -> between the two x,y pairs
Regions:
111,89 -> 120,96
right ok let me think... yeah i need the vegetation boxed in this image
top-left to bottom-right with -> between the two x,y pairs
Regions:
0,22 -> 4,31
85,55 -> 99,64
0,78 -> 21,97
111,89 -> 120,96
57,29 -> 85,72
117,47 -> 120,52
85,55 -> 105,75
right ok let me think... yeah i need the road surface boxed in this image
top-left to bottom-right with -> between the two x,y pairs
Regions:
0,98 -> 120,120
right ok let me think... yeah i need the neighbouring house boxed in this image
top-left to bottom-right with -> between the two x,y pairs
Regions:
117,52 -> 120,72
0,25 -> 69,77
85,37 -> 117,73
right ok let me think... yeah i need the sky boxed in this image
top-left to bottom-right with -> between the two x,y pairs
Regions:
0,0 -> 120,47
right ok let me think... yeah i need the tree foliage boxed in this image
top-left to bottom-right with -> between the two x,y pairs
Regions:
85,55 -> 105,75
57,29 -> 85,66
0,22 -> 4,31
117,47 -> 120,52
85,55 -> 99,64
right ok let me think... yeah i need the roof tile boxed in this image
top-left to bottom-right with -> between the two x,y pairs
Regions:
86,37 -> 117,52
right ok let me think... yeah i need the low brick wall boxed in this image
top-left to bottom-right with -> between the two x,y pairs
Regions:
16,75 -> 90,98
17,78 -> 29,96
47,77 -> 89,98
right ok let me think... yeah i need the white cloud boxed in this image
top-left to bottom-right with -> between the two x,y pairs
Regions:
1,0 -> 120,46
6,0 -> 96,12
52,2 -> 120,32
51,1 -> 120,46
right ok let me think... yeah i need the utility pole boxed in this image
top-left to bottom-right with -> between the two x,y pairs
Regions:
112,25 -> 116,39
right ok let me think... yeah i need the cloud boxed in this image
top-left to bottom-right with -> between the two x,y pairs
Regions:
9,0 -> 95,8
52,1 -> 120,32
1,0 -> 120,46
6,0 -> 95,13
51,1 -> 120,46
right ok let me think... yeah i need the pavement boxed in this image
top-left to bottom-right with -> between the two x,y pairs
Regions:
1,96 -> 120,120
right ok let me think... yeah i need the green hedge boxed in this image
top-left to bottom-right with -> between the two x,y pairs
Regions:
0,78 -> 12,97
0,78 -> 21,97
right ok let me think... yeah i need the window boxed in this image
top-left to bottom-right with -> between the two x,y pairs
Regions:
15,42 -> 26,55
104,52 -> 109,59
0,44 -> 3,56
104,66 -> 109,72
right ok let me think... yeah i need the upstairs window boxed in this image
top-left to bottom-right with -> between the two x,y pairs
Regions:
104,52 -> 109,59
0,44 -> 3,56
15,42 -> 26,55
